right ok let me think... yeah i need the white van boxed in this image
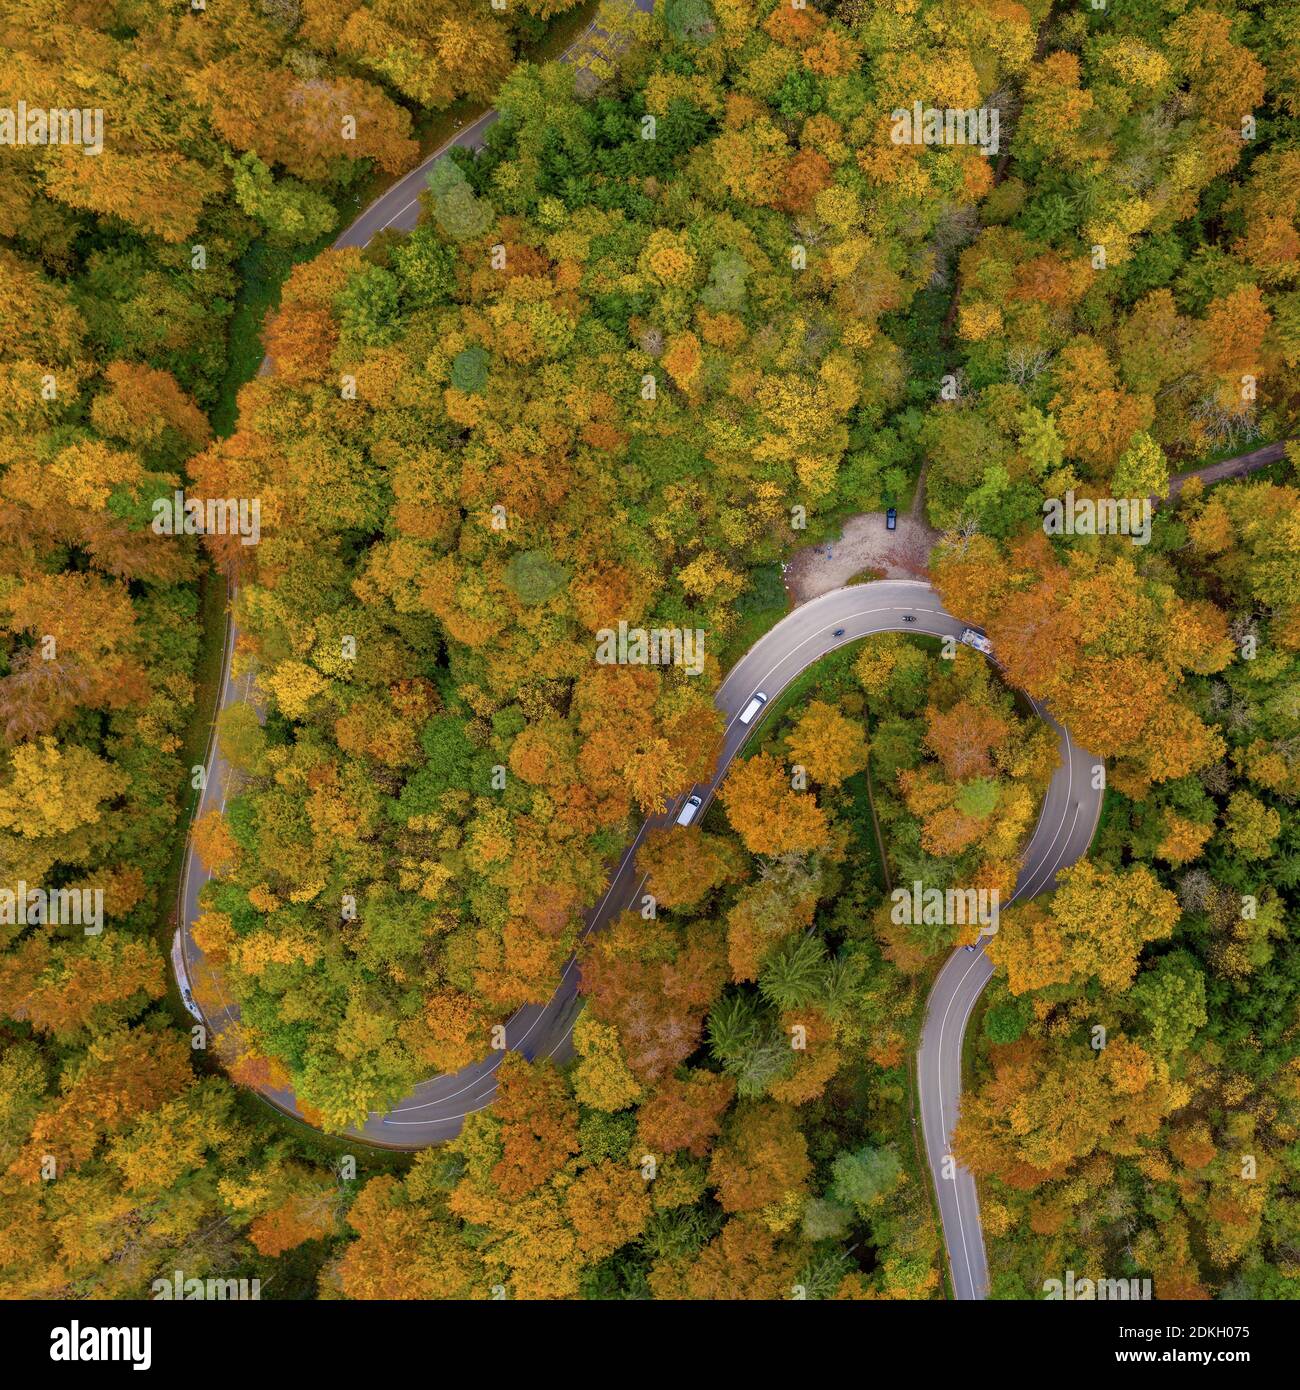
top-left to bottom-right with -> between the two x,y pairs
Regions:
739,691 -> 769,725
960,628 -> 993,655
676,794 -> 702,827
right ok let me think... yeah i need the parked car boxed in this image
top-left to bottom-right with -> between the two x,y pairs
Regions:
960,627 -> 993,655
739,691 -> 769,725
886,507 -> 897,530
676,794 -> 703,827
181,987 -> 203,1022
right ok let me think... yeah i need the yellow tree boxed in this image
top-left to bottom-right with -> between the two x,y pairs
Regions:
564,1160 -> 652,1260
718,751 -> 830,856
991,861 -> 1181,994
786,700 -> 868,788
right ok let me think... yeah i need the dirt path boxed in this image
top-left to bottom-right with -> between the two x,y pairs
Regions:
864,755 -> 892,895
1163,439 -> 1289,500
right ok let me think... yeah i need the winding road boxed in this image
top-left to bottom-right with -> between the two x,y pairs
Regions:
172,2 -> 1289,1297
917,683 -> 1103,1300
176,0 -> 656,1124
178,564 -> 1102,1296
355,579 -> 1096,1150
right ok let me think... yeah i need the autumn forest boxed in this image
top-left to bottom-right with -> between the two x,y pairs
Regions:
1,0 -> 1299,1311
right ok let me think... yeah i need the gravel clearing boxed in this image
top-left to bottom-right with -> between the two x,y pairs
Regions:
783,512 -> 941,605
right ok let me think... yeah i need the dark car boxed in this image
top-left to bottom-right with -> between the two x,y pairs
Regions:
886,507 -> 897,530
832,628 -> 845,638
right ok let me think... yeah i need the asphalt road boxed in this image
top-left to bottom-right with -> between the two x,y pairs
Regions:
363,582 -> 1101,1312
335,111 -> 498,248
172,572 -> 1096,1294
175,0 -> 655,1127
917,687 -> 1103,1301
283,579 -> 1056,1149
336,0 -> 647,246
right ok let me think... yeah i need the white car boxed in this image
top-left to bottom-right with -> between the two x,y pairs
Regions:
676,794 -> 703,827
960,627 -> 993,655
739,691 -> 769,725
